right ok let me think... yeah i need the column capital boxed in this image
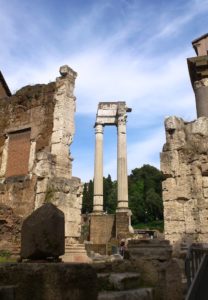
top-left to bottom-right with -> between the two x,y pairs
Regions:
194,78 -> 208,89
117,114 -> 127,126
95,123 -> 103,134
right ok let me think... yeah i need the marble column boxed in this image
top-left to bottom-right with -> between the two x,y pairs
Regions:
117,115 -> 129,210
194,78 -> 208,118
93,124 -> 103,213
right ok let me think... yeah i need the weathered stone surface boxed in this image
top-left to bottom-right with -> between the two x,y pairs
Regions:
0,204 -> 21,253
21,203 -> 64,259
0,263 -> 97,300
98,272 -> 141,291
161,116 -> 208,252
0,66 -> 83,255
127,239 -> 184,300
0,286 -> 15,300
98,288 -> 153,300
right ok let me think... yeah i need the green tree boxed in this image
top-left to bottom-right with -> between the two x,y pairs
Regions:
128,164 -> 163,224
82,164 -> 163,224
104,175 -> 117,213
82,180 -> 93,213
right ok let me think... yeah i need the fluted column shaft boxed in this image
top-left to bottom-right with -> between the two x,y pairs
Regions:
93,124 -> 103,212
117,117 -> 128,210
194,78 -> 208,118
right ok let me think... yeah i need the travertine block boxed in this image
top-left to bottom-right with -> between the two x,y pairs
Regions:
191,117 -> 208,136
202,176 -> 208,187
165,220 -> 185,234
164,201 -> 184,221
161,116 -> 208,249
201,163 -> 208,175
203,187 -> 208,198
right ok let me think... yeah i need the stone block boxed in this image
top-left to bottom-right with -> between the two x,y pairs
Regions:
97,272 -> 141,291
164,201 -> 184,221
36,178 -> 48,194
165,220 -> 185,234
0,263 -> 97,300
202,163 -> 208,176
0,286 -> 15,300
192,117 -> 208,136
98,288 -> 153,300
203,176 -> 208,187
21,203 -> 64,259
204,188 -> 208,198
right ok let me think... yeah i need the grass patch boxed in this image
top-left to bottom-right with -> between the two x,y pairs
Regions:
133,220 -> 164,232
0,250 -> 17,263
0,256 -> 17,263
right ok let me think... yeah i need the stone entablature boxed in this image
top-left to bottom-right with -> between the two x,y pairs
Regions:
161,116 -> 208,251
0,66 -> 82,252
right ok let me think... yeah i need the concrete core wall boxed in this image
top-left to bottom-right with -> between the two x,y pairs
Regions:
0,66 -> 82,252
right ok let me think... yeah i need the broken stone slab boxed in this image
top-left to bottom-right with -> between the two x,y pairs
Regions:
21,203 -> 64,260
98,288 -> 153,300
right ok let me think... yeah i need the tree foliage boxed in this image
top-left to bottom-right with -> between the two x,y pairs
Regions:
82,164 -> 164,224
128,164 -> 164,224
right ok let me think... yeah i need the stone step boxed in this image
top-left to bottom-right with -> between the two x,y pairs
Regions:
98,272 -> 141,291
98,288 -> 153,300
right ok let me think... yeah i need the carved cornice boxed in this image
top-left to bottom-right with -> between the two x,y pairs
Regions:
187,56 -> 208,88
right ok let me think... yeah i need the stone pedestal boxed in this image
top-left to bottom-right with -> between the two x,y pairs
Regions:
116,210 -> 132,239
62,243 -> 91,263
89,213 -> 115,244
93,124 -> 103,213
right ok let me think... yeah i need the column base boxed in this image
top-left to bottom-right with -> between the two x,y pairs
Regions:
91,211 -> 104,215
61,243 -> 92,263
116,208 -> 132,215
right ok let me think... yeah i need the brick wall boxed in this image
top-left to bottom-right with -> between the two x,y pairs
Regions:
6,130 -> 31,177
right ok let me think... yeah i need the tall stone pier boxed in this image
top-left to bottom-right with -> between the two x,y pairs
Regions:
161,34 -> 208,254
90,102 -> 132,244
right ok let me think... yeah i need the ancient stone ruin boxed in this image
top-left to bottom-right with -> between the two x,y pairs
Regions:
0,65 -> 83,256
161,33 -> 208,253
89,102 -> 133,249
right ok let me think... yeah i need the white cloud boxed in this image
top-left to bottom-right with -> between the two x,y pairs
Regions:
0,0 -> 206,181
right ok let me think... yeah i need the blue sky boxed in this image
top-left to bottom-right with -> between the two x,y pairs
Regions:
1,0 -> 208,181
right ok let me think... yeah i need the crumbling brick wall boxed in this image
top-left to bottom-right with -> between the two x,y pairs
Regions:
0,82 -> 56,218
0,66 -> 82,252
